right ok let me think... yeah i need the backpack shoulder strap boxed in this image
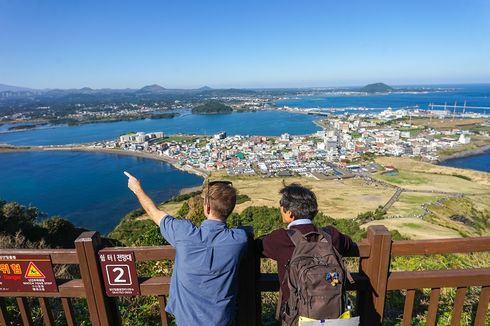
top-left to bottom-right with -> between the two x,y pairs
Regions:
317,227 -> 333,243
317,227 -> 355,284
286,229 -> 304,247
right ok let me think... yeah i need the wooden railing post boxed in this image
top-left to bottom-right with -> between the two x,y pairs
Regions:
358,225 -> 392,326
75,231 -> 120,326
236,227 -> 259,326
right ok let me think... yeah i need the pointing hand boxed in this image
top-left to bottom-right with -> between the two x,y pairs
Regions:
124,171 -> 142,194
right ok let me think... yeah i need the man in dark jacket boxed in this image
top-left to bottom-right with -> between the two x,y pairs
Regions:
256,183 -> 357,320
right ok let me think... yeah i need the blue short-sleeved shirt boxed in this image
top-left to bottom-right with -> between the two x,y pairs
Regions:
159,215 -> 248,326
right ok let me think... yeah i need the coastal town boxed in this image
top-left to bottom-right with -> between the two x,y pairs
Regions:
90,108 -> 490,178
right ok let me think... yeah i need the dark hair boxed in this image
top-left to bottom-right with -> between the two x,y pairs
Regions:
204,182 -> 237,220
279,183 -> 318,220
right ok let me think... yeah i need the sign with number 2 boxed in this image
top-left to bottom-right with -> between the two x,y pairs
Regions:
98,250 -> 140,296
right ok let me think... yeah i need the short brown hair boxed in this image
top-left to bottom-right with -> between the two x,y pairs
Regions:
204,182 -> 237,220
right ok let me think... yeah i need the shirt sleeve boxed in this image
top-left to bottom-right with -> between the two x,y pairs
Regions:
326,226 -> 358,256
159,214 -> 193,246
256,230 -> 281,260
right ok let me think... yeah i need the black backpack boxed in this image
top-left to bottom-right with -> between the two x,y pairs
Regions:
279,227 -> 353,325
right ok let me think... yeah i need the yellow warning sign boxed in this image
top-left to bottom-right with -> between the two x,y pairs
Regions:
25,262 -> 46,278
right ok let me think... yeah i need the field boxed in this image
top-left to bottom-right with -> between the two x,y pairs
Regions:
363,217 -> 461,239
409,117 -> 490,130
375,156 -> 490,189
373,157 -> 490,237
162,173 -> 395,219
151,157 -> 490,240
387,193 -> 443,217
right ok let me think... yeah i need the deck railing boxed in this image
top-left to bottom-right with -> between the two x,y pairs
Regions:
0,225 -> 489,326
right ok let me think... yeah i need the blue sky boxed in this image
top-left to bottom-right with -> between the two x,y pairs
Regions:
1,0 -> 489,89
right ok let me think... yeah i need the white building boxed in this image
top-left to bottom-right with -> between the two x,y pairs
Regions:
214,132 -> 227,140
459,134 -> 471,144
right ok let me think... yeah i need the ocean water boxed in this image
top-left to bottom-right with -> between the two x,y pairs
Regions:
440,150 -> 490,173
0,151 -> 203,234
0,110 -> 320,146
275,84 -> 490,113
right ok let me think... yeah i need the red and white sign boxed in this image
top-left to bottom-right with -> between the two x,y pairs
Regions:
0,255 -> 58,293
99,250 -> 140,296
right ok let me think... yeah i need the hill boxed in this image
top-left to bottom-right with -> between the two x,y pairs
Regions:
0,83 -> 36,92
360,82 -> 394,93
192,101 -> 233,114
138,84 -> 167,93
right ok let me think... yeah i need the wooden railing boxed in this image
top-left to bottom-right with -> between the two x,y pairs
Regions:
0,225 -> 489,326
388,237 -> 490,326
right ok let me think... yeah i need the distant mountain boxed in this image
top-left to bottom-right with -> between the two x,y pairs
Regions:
139,84 -> 167,93
0,83 -> 35,92
198,86 -> 212,91
360,82 -> 394,93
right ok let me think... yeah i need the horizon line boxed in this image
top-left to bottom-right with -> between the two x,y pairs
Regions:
2,81 -> 490,92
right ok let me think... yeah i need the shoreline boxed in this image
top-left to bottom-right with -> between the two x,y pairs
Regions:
437,144 -> 490,163
0,145 -> 209,179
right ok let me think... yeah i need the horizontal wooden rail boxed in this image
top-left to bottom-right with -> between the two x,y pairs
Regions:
139,277 -> 171,295
257,272 -> 369,292
0,248 -> 79,264
391,237 -> 490,256
101,246 -> 176,261
109,241 -> 369,262
355,240 -> 370,258
0,279 -> 86,298
387,268 -> 490,290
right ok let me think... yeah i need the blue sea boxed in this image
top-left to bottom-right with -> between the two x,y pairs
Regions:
0,151 -> 202,234
440,150 -> 490,173
275,84 -> 490,113
0,110 -> 320,146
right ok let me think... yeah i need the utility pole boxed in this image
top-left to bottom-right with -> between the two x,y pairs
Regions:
452,101 -> 457,121
429,103 -> 433,124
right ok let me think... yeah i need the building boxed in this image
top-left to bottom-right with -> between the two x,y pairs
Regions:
459,134 -> 471,144
214,132 -> 227,140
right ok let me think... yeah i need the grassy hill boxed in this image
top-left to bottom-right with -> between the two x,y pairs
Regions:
192,101 -> 232,114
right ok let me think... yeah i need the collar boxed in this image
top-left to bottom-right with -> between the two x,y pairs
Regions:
287,218 -> 313,229
201,219 -> 226,228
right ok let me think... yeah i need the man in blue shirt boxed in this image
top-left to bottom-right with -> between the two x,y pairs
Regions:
124,172 -> 248,325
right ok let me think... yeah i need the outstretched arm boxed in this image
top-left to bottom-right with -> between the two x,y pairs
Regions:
124,171 -> 167,225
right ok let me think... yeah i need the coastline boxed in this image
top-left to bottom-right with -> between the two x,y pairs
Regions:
0,145 -> 209,179
437,144 -> 490,163
313,119 -> 327,129
0,114 -> 179,134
